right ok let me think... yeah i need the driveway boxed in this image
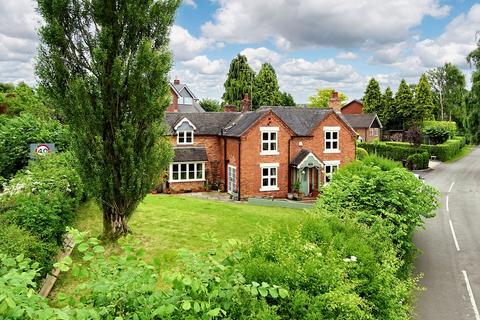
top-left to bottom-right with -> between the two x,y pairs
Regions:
415,147 -> 480,320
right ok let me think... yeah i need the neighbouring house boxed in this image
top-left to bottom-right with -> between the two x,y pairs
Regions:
341,99 -> 364,114
342,114 -> 382,142
164,101 -> 356,200
167,78 -> 205,113
327,94 -> 382,142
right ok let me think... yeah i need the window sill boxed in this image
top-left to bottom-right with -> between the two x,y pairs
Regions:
177,143 -> 194,146
324,149 -> 340,154
259,187 -> 279,192
169,179 -> 205,183
260,151 -> 280,156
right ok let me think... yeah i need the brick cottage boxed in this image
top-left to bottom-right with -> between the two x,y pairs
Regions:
164,101 -> 357,200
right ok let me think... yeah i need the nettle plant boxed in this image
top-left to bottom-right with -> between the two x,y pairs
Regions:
54,228 -> 287,319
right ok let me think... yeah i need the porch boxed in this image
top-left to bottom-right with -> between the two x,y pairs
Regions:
290,149 -> 325,197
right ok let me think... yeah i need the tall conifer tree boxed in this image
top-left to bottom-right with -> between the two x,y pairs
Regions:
253,63 -> 282,109
363,78 -> 382,114
222,54 -> 255,109
395,79 -> 414,129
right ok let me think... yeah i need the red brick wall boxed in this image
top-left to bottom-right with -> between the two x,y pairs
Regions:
169,181 -> 205,192
290,112 -> 356,173
166,88 -> 178,112
237,111 -> 293,199
168,135 -> 224,190
341,101 -> 363,115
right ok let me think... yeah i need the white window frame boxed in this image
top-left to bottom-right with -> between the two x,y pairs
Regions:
324,126 -> 340,153
259,163 -> 279,192
227,165 -> 237,194
369,128 -> 379,137
177,131 -> 194,145
169,162 -> 205,182
324,160 -> 340,184
182,97 -> 193,105
260,127 -> 279,155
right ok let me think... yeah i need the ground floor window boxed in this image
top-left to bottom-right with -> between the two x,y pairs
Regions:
260,163 -> 279,191
170,162 -> 205,182
228,165 -> 237,193
324,161 -> 340,184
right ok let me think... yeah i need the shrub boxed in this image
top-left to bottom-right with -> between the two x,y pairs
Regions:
407,153 -> 429,170
238,214 -> 414,319
356,147 -> 368,159
422,121 -> 457,144
317,159 -> 439,274
359,141 -> 428,163
1,152 -> 84,246
0,113 -> 70,178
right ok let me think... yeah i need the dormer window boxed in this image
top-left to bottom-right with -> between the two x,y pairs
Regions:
182,97 -> 193,105
174,117 -> 196,145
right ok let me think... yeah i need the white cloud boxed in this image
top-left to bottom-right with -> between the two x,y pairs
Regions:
181,55 -> 226,75
202,0 -> 450,49
336,51 -> 357,60
183,0 -> 197,9
240,47 -> 281,70
170,25 -> 214,61
368,42 -> 407,64
279,58 -> 359,82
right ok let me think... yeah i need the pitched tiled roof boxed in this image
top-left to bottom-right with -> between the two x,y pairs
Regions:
222,110 -> 269,137
342,99 -> 363,109
343,114 -> 383,129
173,146 -> 208,162
268,107 -> 332,136
165,112 -> 238,135
290,149 -> 311,166
177,102 -> 205,113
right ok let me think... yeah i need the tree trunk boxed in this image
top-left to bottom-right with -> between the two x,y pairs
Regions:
103,207 -> 129,240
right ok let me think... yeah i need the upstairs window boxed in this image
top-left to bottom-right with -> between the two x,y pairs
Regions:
174,118 -> 196,145
324,126 -> 340,153
260,127 -> 279,155
182,97 -> 193,105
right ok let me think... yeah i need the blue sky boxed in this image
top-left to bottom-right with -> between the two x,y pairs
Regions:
1,0 -> 479,103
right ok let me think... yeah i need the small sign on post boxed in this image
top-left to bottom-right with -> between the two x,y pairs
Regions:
30,143 -> 56,159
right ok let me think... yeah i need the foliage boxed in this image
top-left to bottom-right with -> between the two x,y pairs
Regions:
407,153 -> 429,170
381,87 -> 395,129
317,157 -> 439,272
222,54 -> 256,108
355,147 -> 368,159
280,92 -> 296,106
253,63 -> 282,109
394,79 -> 414,129
0,219 -> 57,279
422,121 -> 457,144
36,0 -> 178,239
362,78 -> 382,114
0,82 -> 52,118
358,142 -> 428,162
427,63 -> 466,123
308,88 -> 348,108
465,70 -> 480,144
0,152 -> 84,277
414,74 -> 435,122
238,213 -> 415,319
199,98 -> 222,112
0,113 -> 70,179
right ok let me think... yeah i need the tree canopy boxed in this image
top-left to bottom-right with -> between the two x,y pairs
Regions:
362,78 -> 382,114
394,79 -> 414,129
414,74 -> 435,122
308,88 -> 348,108
253,63 -> 282,109
381,86 -> 395,129
222,54 -> 255,108
36,0 -> 179,239
465,39 -> 480,144
199,98 -> 222,112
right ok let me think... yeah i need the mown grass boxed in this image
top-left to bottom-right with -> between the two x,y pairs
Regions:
52,194 -> 305,298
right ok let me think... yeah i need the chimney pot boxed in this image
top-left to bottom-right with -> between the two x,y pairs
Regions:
174,77 -> 180,85
241,93 -> 252,112
328,91 -> 342,112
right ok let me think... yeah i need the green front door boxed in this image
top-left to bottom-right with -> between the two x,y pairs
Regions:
299,168 -> 309,195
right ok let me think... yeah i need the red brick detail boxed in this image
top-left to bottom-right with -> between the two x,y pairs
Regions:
328,91 -> 342,112
341,101 -> 364,114
169,181 -> 204,193
166,88 -> 178,112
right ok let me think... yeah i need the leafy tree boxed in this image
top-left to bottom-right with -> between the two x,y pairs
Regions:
394,79 -> 414,129
280,91 -> 296,106
381,86 -> 395,129
308,88 -> 348,108
427,63 -> 466,122
465,42 -> 480,144
222,54 -> 255,108
362,78 -> 382,114
253,63 -> 282,109
0,82 -> 14,93
199,98 -> 222,112
36,0 -> 178,239
414,74 -> 435,122
0,83 -> 51,118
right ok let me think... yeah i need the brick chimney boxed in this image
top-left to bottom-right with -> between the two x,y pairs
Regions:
174,76 -> 180,85
328,91 -> 342,112
223,104 -> 238,112
241,93 -> 252,112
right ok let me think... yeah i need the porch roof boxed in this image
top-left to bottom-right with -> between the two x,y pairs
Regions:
173,146 -> 208,162
291,149 -> 324,168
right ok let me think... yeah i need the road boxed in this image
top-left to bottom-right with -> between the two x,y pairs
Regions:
415,147 -> 480,320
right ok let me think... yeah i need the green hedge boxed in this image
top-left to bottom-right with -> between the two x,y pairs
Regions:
422,121 -> 457,143
407,153 -> 429,170
360,137 -> 466,162
0,152 -> 84,277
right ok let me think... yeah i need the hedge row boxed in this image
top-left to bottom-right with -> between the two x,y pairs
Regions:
360,136 -> 466,163
0,152 -> 84,278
